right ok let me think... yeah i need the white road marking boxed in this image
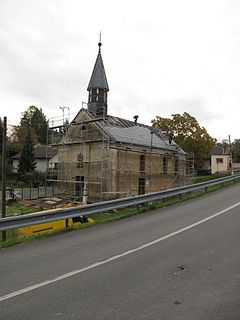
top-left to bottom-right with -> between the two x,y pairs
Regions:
1,201 -> 240,303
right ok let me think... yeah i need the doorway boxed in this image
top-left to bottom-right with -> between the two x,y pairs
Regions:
138,178 -> 145,195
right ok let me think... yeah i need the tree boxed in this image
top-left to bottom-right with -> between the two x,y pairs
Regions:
11,124 -> 38,153
0,118 -> 16,179
11,106 -> 48,151
20,106 -> 48,144
232,139 -> 240,163
17,130 -> 36,175
151,112 -> 216,171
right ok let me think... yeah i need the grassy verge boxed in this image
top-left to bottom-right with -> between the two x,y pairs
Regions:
192,172 -> 231,184
1,177 -> 240,248
0,202 -> 42,217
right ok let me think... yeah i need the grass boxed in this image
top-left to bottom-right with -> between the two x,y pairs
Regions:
1,177 -> 240,248
2,202 -> 42,217
192,172 -> 231,184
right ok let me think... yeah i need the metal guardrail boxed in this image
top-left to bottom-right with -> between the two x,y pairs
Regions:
1,174 -> 240,232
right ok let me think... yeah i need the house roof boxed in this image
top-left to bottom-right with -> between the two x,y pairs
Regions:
12,145 -> 58,160
87,42 -> 109,91
212,145 -> 230,155
72,109 -> 186,155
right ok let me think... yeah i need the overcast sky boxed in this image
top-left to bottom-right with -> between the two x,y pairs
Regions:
1,0 -> 240,141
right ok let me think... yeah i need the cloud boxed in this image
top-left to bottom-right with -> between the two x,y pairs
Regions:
1,0 -> 240,142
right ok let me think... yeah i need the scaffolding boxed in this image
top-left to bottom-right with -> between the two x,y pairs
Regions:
45,110 -> 194,203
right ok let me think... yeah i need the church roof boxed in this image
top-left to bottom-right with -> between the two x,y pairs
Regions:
87,42 -> 109,91
77,109 -> 185,154
99,116 -> 185,154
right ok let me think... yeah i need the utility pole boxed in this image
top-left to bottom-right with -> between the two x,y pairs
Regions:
229,135 -> 234,175
2,117 -> 7,241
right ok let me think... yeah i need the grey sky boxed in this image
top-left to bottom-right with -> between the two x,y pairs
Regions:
0,0 -> 240,141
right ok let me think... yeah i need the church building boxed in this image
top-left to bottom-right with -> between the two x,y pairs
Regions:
57,41 -> 186,203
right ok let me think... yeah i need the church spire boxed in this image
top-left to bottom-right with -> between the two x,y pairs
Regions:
87,39 -> 109,116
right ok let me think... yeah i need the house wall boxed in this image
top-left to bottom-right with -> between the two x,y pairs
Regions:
12,160 -> 18,173
56,109 -> 186,202
116,147 -> 186,197
48,154 -> 59,169
12,155 -> 58,173
211,155 -> 230,174
58,140 -> 186,202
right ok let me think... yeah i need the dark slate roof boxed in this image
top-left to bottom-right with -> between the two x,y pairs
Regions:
81,109 -> 186,154
212,145 -> 230,155
87,49 -> 109,91
12,145 -> 58,159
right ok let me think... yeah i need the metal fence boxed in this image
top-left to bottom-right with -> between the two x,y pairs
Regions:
1,174 -> 240,232
0,186 -> 58,200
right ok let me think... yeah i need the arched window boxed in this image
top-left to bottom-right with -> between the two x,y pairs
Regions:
174,158 -> 179,174
163,156 -> 167,174
140,155 -> 145,172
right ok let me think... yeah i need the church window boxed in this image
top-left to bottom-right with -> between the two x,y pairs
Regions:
174,158 -> 179,174
163,156 -> 167,174
140,155 -> 145,172
77,153 -> 83,168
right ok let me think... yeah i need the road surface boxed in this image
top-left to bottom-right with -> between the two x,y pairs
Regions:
0,184 -> 240,319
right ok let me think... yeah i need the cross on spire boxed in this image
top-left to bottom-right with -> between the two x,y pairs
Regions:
98,31 -> 102,52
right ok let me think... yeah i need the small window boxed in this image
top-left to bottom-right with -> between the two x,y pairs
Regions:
77,153 -> 83,168
163,156 -> 168,174
216,158 -> 223,164
140,155 -> 145,172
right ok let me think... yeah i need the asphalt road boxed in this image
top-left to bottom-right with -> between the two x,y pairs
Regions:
0,184 -> 240,319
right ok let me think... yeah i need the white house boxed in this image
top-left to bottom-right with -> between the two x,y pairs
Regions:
12,145 -> 58,173
211,145 -> 231,174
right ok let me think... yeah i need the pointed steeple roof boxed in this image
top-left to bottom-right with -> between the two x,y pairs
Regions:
87,42 -> 109,91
